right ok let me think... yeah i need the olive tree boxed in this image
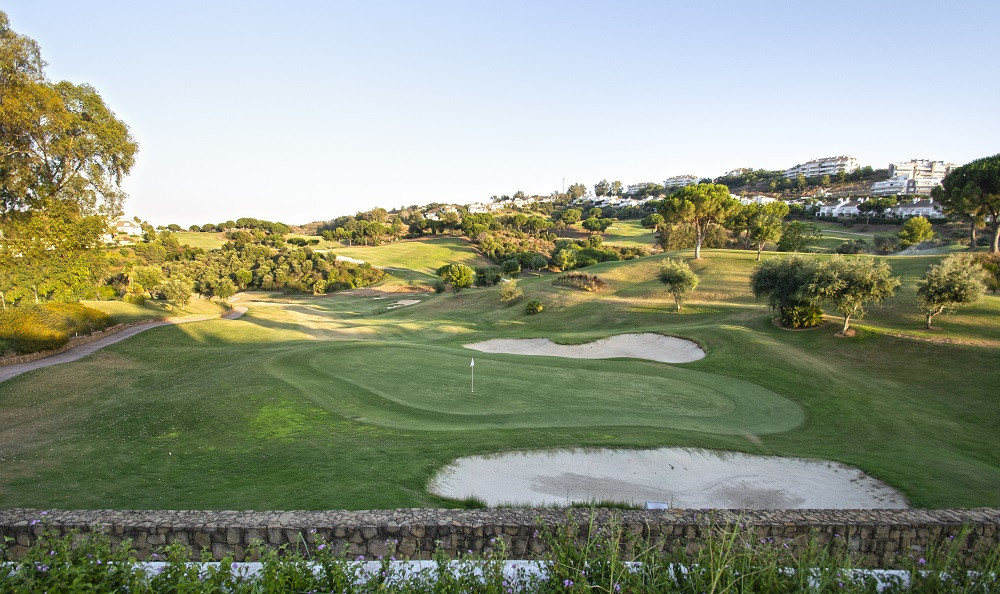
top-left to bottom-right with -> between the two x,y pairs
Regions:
916,255 -> 988,329
658,258 -> 699,311
749,256 -> 823,328
809,256 -> 900,335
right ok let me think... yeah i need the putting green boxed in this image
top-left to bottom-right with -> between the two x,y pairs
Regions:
266,342 -> 804,434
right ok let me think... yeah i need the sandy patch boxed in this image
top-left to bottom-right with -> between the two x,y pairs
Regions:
429,448 -> 908,509
387,299 -> 421,309
464,333 -> 705,364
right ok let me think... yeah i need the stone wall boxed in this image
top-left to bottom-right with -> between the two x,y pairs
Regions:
1,508 -> 997,568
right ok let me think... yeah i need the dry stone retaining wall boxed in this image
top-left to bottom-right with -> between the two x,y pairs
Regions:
2,508 -> 997,568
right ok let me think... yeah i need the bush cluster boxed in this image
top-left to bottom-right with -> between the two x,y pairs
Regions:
553,273 -> 607,292
3,517 -> 998,592
524,300 -> 544,315
0,303 -> 112,355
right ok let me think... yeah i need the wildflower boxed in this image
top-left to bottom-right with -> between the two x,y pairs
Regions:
355,555 -> 365,561
151,553 -> 159,559
563,579 -> 574,587
30,520 -> 39,526
918,557 -> 926,565
533,530 -> 539,538
310,529 -> 316,534
318,544 -> 326,550
35,563 -> 49,572
49,550 -> 56,555
614,584 -> 621,593
40,511 -> 48,516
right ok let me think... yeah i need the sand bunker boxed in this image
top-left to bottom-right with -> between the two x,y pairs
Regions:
428,448 -> 908,509
387,299 -> 421,309
464,333 -> 705,364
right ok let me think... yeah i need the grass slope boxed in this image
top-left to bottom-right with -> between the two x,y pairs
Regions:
0,248 -> 997,510
331,237 -> 491,276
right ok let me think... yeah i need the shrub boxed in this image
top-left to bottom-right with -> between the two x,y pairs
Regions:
553,273 -> 607,292
836,239 -> 869,254
0,303 -> 112,355
500,258 -> 521,276
972,253 -> 1000,292
474,266 -> 503,287
524,299 -> 544,315
432,279 -> 446,294
873,235 -> 902,254
749,256 -> 824,328
899,216 -> 935,247
499,280 -> 524,304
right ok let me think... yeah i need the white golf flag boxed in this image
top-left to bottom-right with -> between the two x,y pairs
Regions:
470,358 -> 475,367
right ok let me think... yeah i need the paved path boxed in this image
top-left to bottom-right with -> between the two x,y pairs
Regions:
0,306 -> 247,384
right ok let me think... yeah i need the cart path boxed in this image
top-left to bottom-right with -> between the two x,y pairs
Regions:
0,306 -> 247,384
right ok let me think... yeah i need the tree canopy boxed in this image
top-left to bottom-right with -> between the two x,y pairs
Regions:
0,11 -> 138,306
916,255 -> 988,329
749,256 -> 822,328
658,183 -> 737,259
935,154 -> 1000,252
658,258 -> 699,311
809,256 -> 900,335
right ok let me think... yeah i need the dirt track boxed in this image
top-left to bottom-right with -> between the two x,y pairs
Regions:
0,307 -> 247,384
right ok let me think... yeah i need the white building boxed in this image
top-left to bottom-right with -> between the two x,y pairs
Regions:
871,159 -> 956,196
887,198 -> 944,218
736,195 -> 777,206
890,159 -> 956,180
625,182 -> 659,196
785,156 -> 860,179
115,219 -> 143,235
663,175 -> 700,189
871,176 -> 911,196
817,199 -> 861,217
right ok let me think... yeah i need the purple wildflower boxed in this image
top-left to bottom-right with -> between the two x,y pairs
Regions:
30,520 -> 39,526
355,555 -> 365,561
563,578 -> 574,587
317,544 -> 326,550
918,557 -> 926,565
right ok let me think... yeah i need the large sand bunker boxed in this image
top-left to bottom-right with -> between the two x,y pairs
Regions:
429,448 -> 908,509
464,333 -> 705,364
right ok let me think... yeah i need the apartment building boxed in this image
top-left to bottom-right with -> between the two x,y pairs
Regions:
871,159 -> 956,196
889,159 -> 956,180
662,175 -> 700,189
784,156 -> 860,179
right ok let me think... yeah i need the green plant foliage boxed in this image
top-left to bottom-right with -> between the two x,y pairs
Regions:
553,273 -> 607,292
898,216 -> 935,247
657,259 -> 699,311
749,256 -> 823,328
809,256 -> 901,335
917,255 -> 988,329
0,302 -> 111,355
498,279 -> 524,304
524,299 -> 543,315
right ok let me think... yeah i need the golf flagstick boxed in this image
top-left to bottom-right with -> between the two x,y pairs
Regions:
470,358 -> 474,392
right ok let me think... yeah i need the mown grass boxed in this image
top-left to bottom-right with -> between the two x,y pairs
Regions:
600,219 -> 656,248
331,237 -> 492,275
0,246 -> 997,510
172,231 -> 228,250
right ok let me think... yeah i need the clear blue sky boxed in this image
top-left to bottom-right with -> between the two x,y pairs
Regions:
6,1 -> 999,226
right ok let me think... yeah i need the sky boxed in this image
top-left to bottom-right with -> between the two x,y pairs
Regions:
4,1 -> 999,227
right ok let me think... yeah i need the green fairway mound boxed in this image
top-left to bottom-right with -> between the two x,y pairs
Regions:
266,342 -> 803,434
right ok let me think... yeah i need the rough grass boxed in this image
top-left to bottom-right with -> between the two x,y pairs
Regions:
0,248 -> 997,510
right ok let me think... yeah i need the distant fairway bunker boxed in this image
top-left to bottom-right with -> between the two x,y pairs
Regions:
464,333 -> 706,364
267,342 -> 802,434
429,448 -> 909,509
